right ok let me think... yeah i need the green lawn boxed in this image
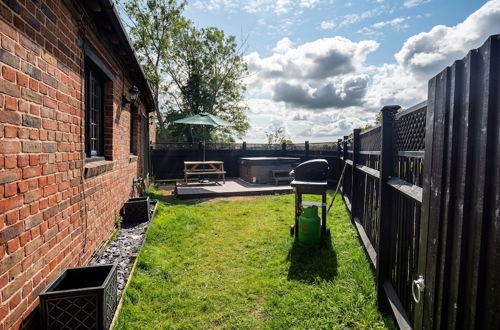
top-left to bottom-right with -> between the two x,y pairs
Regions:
114,193 -> 394,329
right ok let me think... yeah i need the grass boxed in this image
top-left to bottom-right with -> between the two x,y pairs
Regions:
114,192 -> 394,329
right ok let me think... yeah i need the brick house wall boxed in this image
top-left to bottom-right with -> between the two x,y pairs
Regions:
0,0 -> 156,328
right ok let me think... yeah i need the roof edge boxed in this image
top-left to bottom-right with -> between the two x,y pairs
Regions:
99,0 -> 157,113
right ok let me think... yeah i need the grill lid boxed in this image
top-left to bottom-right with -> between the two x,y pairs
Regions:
290,159 -> 329,182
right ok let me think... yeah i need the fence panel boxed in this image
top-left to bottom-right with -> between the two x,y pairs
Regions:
385,103 -> 427,325
356,126 -> 381,253
416,34 -> 500,330
150,142 -> 340,183
340,34 -> 500,330
340,103 -> 427,328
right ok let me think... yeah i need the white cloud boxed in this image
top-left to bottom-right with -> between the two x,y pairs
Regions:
246,37 -> 379,90
357,27 -> 383,36
372,17 -> 408,29
292,112 -> 313,121
273,74 -> 369,109
320,20 -> 336,30
244,37 -> 380,141
396,0 -> 500,78
358,16 -> 409,35
192,0 -> 238,11
272,37 -> 294,53
297,116 -> 366,138
193,0 -> 319,14
299,0 -> 321,8
338,6 -> 387,28
404,0 -> 431,8
243,0 -> 500,142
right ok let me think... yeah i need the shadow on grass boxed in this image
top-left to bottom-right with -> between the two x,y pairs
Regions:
147,190 -> 175,203
287,233 -> 338,283
146,192 -> 209,206
148,184 -> 213,205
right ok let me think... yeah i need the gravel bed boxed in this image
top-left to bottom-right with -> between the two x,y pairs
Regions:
95,219 -> 151,299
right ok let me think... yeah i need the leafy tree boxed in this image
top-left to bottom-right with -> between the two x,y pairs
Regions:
163,26 -> 250,142
119,0 -> 188,136
118,1 -> 250,142
358,108 -> 395,135
265,127 -> 292,144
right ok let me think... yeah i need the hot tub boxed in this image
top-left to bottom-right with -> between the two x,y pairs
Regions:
239,157 -> 300,184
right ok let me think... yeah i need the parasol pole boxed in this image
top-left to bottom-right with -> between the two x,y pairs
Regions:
203,125 -> 206,162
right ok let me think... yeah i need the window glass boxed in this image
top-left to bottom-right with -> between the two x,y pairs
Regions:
85,62 -> 105,158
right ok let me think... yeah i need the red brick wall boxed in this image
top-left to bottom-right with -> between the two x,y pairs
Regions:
0,1 -> 152,328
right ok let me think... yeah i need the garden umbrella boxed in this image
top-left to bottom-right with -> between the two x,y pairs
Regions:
173,113 -> 234,161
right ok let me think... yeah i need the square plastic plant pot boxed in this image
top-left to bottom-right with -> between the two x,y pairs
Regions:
39,264 -> 118,330
123,197 -> 150,223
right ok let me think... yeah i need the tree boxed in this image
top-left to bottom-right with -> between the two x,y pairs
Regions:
118,0 -> 187,136
265,127 -> 292,144
163,26 -> 250,142
118,1 -> 250,142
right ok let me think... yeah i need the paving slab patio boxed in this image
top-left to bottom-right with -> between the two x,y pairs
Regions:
176,178 -> 293,199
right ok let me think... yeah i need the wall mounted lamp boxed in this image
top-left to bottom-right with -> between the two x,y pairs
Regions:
122,86 -> 140,108
149,113 -> 157,125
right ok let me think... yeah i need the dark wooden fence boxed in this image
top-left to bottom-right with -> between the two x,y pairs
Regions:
338,35 -> 500,329
150,141 -> 341,183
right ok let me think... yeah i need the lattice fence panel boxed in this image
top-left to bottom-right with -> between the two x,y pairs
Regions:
359,126 -> 381,151
395,106 -> 426,151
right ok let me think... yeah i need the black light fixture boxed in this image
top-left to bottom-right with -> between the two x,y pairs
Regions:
122,86 -> 140,107
149,113 -> 157,125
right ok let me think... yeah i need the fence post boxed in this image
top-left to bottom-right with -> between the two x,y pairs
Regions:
351,129 -> 361,221
305,141 -> 310,159
376,105 -> 399,310
337,139 -> 342,181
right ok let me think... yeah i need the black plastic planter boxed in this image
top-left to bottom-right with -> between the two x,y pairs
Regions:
123,197 -> 150,223
39,264 -> 118,330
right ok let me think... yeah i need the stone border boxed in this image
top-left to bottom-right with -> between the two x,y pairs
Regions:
93,201 -> 159,328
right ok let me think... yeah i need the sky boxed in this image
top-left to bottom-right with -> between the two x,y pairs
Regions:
184,0 -> 499,142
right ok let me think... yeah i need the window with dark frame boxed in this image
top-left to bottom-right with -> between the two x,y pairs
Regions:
85,61 -> 106,159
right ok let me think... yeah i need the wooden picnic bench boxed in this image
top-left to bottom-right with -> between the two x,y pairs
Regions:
271,169 -> 294,185
184,161 -> 226,183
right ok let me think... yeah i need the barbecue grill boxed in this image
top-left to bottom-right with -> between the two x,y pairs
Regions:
289,159 -> 330,239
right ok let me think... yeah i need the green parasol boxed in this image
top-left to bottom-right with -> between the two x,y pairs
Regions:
173,113 -> 234,161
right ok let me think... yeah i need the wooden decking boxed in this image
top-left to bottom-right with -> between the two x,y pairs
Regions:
176,178 -> 293,199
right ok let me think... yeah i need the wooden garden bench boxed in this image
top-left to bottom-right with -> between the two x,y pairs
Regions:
271,170 -> 294,185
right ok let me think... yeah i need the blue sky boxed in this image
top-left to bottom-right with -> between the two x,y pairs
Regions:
183,0 -> 497,142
